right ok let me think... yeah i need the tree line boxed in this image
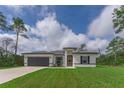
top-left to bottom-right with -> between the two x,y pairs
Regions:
97,6 -> 124,66
0,12 -> 28,67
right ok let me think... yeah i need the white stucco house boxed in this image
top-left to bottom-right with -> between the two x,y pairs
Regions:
22,47 -> 99,67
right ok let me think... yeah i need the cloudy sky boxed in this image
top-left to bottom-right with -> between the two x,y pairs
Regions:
0,5 -> 123,53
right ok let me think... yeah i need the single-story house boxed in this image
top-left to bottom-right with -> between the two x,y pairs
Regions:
22,47 -> 99,67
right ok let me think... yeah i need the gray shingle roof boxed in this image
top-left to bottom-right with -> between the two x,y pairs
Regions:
63,47 -> 77,49
22,50 -> 65,55
51,50 -> 64,55
22,50 -> 98,55
22,51 -> 53,54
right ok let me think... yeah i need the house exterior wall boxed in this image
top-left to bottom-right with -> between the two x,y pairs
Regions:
73,54 -> 98,67
23,50 -> 98,67
24,54 -> 54,66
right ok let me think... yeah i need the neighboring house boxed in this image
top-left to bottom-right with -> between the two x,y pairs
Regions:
22,47 -> 99,67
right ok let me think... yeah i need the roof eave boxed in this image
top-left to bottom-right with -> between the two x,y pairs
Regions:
22,52 -> 54,55
63,47 -> 77,50
73,52 -> 99,54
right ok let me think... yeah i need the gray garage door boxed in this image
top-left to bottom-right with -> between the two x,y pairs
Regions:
28,57 -> 49,66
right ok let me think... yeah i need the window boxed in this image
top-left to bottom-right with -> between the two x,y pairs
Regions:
80,56 -> 90,64
56,57 -> 63,66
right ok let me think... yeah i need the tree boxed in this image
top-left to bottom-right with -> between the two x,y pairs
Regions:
0,37 -> 14,55
11,17 -> 27,55
112,6 -> 124,64
0,12 -> 7,31
106,36 -> 124,64
107,36 -> 124,54
112,6 -> 124,33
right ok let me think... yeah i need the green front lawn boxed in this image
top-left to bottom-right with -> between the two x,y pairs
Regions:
1,66 -> 124,88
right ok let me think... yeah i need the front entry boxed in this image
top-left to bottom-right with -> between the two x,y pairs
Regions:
67,55 -> 73,66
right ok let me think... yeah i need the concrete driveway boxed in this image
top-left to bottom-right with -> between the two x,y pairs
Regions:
0,67 -> 45,84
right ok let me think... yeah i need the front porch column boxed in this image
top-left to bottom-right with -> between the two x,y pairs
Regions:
49,56 -> 53,66
24,56 -> 28,66
64,51 -> 67,67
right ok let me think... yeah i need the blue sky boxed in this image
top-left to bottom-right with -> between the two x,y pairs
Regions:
0,5 -> 121,53
55,5 -> 105,34
0,5 -> 105,34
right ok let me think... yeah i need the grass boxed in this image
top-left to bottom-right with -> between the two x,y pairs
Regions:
1,66 -> 124,88
0,66 -> 22,69
0,66 -> 19,69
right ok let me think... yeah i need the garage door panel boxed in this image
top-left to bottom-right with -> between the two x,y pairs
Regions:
28,57 -> 49,66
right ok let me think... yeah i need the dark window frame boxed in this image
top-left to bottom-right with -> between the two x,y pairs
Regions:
56,57 -> 63,66
80,56 -> 90,64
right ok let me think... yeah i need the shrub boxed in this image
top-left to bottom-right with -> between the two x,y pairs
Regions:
97,54 -> 124,66
0,55 -> 15,67
0,54 -> 24,67
15,55 -> 24,66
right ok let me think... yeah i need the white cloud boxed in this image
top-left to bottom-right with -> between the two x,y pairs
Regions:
0,33 -> 46,53
29,13 -> 88,51
27,13 -> 109,53
37,6 -> 54,17
88,5 -> 120,38
0,13 -> 89,53
87,38 -> 109,52
6,5 -> 26,16
0,7 -> 112,54
6,5 -> 53,18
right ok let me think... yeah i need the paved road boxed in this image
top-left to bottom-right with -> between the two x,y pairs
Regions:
0,67 -> 45,84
